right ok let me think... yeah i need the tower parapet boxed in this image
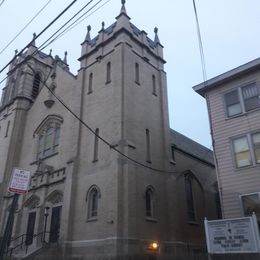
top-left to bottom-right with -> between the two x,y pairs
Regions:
79,0 -> 165,69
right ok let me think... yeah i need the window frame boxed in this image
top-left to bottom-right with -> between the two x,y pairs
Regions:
144,186 -> 157,222
239,192 -> 260,217
35,121 -> 61,160
184,174 -> 196,223
86,186 -> 100,221
231,131 -> 260,169
224,82 -> 260,118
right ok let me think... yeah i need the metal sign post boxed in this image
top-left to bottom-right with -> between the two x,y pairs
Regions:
0,168 -> 31,259
0,193 -> 19,259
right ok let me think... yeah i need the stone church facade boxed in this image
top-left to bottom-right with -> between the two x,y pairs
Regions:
0,2 -> 219,259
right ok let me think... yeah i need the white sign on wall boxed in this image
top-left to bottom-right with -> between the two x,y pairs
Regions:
8,168 -> 31,194
204,215 -> 260,254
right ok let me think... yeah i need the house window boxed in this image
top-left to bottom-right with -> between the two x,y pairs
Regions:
36,123 -> 61,159
225,89 -> 242,117
185,175 -> 196,222
152,75 -> 157,95
224,83 -> 260,117
145,187 -> 154,218
106,62 -> 111,84
88,73 -> 93,94
233,136 -> 251,168
31,73 -> 41,99
135,63 -> 140,84
242,83 -> 260,111
252,133 -> 260,163
87,186 -> 100,220
240,193 -> 260,220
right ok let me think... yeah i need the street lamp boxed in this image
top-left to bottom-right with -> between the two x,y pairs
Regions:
43,206 -> 50,243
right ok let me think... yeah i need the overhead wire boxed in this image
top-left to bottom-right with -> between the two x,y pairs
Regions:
27,63 -> 178,174
192,0 -> 207,82
48,0 -> 112,45
0,0 -> 5,8
0,0 -> 78,75
0,0 -> 53,56
0,0 -> 100,85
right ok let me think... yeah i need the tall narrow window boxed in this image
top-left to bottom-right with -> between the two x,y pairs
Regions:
88,73 -> 93,94
145,188 -> 154,218
233,136 -> 251,168
135,63 -> 140,84
31,73 -> 41,99
152,75 -> 157,95
5,121 -> 10,138
87,186 -> 100,220
185,175 -> 196,222
106,62 -> 111,84
146,129 -> 151,163
93,128 -> 99,162
171,145 -> 175,161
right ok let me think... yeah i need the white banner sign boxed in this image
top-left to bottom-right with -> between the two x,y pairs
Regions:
8,168 -> 31,194
204,216 -> 260,254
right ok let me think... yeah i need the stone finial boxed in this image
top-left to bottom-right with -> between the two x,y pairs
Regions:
120,0 -> 127,14
14,49 -> 18,57
85,25 -> 92,42
31,32 -> 37,46
102,21 -> 105,31
154,27 -> 160,44
49,49 -> 52,56
63,51 -> 68,64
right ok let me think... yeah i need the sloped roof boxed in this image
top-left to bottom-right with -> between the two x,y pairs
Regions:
170,129 -> 214,166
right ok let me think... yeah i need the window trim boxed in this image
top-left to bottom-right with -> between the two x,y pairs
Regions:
184,174 -> 196,223
86,185 -> 101,221
223,81 -> 260,118
231,131 -> 260,170
239,192 -> 260,217
145,186 -> 157,222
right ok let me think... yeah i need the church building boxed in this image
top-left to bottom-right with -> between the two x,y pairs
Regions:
0,1 -> 219,259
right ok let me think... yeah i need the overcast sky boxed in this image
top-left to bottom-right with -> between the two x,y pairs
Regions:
1,0 -> 260,148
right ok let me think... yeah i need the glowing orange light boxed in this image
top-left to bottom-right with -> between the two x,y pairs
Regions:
148,242 -> 159,251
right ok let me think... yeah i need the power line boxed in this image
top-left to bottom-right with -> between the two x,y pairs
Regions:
0,0 -> 53,56
0,0 -> 5,8
27,64 -> 178,174
192,0 -> 207,82
48,0 -> 112,45
0,0 -> 101,86
0,0 -> 78,75
37,0 -> 95,52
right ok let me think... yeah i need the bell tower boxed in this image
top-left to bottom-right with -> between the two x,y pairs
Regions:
70,1 -> 174,258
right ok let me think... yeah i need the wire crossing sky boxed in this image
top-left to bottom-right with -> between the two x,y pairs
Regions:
1,0 -> 260,148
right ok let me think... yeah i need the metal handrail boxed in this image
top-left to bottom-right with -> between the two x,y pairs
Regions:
6,231 -> 56,257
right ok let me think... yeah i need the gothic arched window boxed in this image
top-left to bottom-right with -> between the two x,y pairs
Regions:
34,115 -> 63,160
185,175 -> 196,222
152,75 -> 157,95
145,187 -> 155,218
86,186 -> 100,220
31,72 -> 41,99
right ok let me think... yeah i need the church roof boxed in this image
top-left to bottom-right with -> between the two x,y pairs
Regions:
170,129 -> 214,166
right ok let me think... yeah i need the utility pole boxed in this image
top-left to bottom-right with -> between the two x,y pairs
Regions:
0,193 -> 19,259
